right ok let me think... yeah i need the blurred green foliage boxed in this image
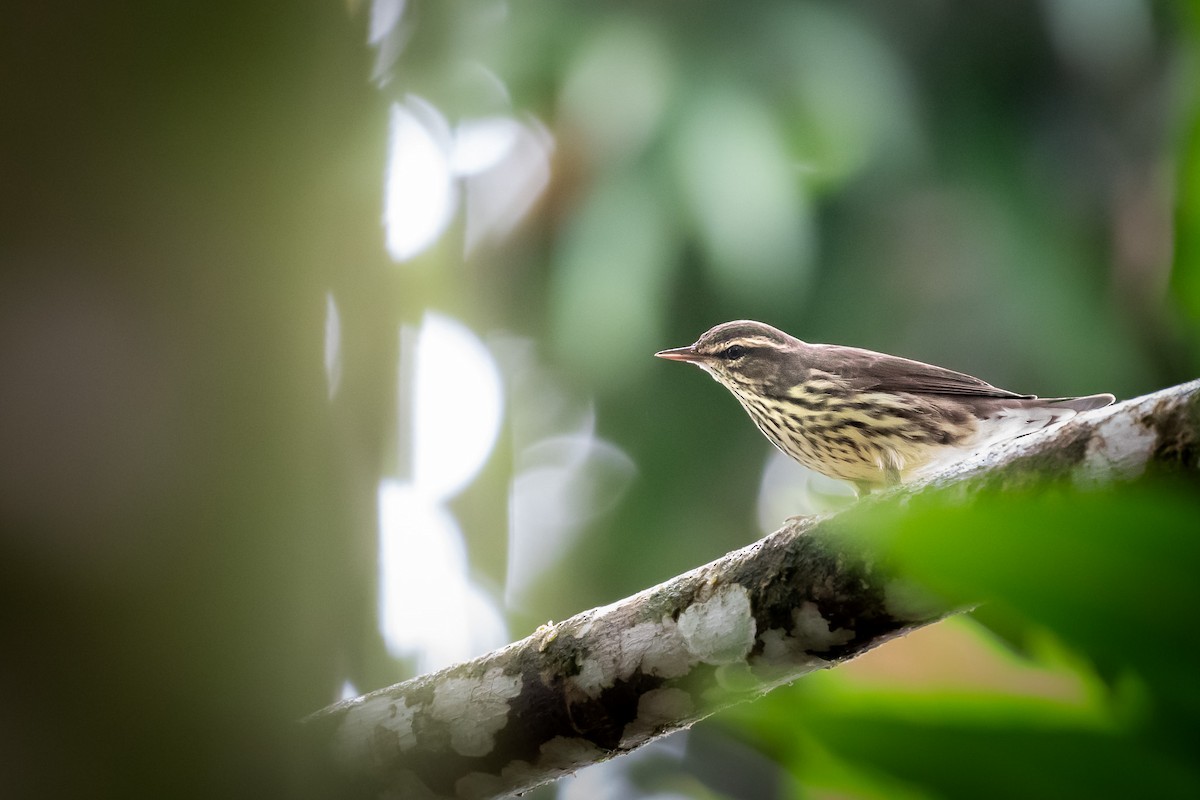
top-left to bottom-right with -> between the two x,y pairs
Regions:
721,481 -> 1200,799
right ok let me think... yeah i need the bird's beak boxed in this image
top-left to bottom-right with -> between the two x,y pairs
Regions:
654,345 -> 704,363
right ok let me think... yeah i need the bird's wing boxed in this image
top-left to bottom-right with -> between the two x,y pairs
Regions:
808,344 -> 1034,399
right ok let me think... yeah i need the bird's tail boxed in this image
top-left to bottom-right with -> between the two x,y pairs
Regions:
1043,393 -> 1116,413
970,392 -> 1116,451
911,392 -> 1116,481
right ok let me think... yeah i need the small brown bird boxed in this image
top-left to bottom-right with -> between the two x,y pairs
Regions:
656,320 -> 1114,494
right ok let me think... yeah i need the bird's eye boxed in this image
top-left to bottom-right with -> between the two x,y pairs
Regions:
722,345 -> 747,360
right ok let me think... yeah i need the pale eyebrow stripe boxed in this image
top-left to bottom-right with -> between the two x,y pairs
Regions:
734,336 -> 781,348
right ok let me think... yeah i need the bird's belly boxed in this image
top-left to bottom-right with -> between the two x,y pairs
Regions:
738,391 -> 977,487
768,423 -> 938,484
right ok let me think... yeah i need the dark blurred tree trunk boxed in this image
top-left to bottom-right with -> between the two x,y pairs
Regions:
0,4 -> 392,797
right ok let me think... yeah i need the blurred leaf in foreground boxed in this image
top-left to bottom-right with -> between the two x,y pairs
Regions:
887,482 -> 1200,721
723,480 -> 1200,799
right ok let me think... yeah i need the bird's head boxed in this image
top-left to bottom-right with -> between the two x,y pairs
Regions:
655,320 -> 803,392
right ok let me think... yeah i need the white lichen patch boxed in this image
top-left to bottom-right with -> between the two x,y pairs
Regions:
1076,411 -> 1158,487
480,740 -> 607,796
538,735 -> 608,772
792,601 -> 855,650
640,687 -> 693,723
750,628 -> 831,687
497,758 -> 537,787
617,621 -> 665,676
619,688 -> 694,747
637,615 -> 693,678
677,583 -> 756,665
571,652 -> 604,695
573,623 -> 654,699
573,654 -> 610,699
573,597 -> 625,639
755,628 -> 799,666
332,694 -> 419,768
430,667 -> 523,758
574,615 -> 693,699
746,603 -> 856,690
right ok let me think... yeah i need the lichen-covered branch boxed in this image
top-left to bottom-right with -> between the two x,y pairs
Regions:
302,379 -> 1200,800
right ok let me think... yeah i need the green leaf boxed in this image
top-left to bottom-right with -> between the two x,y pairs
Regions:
883,483 -> 1200,717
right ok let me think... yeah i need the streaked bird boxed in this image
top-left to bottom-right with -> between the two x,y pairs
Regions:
656,320 -> 1114,494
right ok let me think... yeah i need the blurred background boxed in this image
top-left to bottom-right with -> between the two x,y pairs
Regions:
2,0 -> 1198,797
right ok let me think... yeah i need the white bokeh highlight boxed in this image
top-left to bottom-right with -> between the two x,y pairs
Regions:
384,97 -> 456,262
411,312 -> 504,499
383,96 -> 553,263
462,116 -> 553,256
377,313 -> 508,673
324,292 -> 342,401
377,480 -> 507,673
368,0 -> 406,45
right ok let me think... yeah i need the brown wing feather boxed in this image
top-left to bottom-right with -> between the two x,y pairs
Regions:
807,344 -> 1034,399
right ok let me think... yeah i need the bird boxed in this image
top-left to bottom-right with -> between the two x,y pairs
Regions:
655,320 -> 1114,494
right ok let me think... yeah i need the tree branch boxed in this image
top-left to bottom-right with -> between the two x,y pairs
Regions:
302,379 -> 1200,800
